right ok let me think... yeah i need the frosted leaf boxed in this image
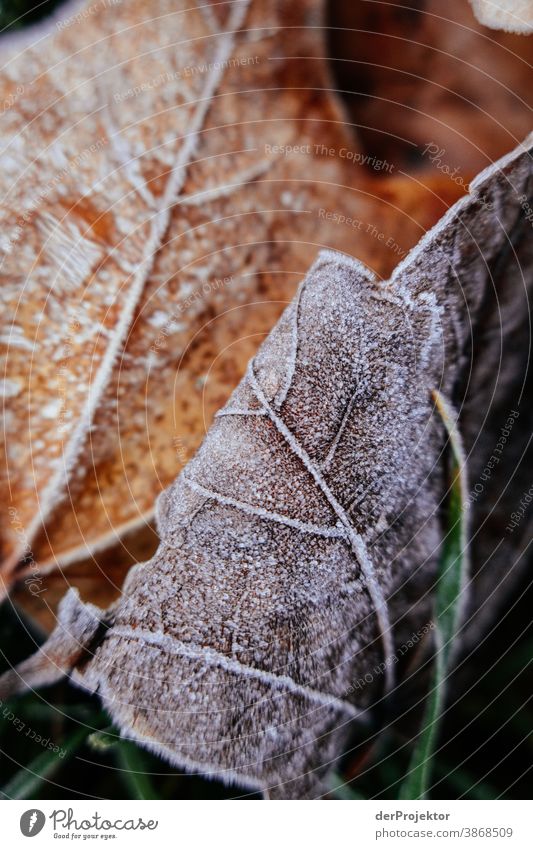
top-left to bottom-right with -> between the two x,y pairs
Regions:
2,135 -> 531,798
1,0 -> 448,591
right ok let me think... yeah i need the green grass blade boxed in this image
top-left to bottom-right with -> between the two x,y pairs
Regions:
399,389 -> 469,800
399,641 -> 446,799
116,741 -> 159,799
0,724 -> 93,799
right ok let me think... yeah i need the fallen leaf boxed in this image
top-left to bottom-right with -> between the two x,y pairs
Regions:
2,135 -> 530,798
1,0 -> 467,605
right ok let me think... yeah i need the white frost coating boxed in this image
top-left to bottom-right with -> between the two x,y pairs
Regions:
37,212 -> 104,293
1,133 -> 531,798
41,400 -> 62,419
248,365 -> 396,693
321,384 -> 360,472
101,107 -> 157,208
417,291 -> 442,368
110,625 -> 366,720
380,133 -> 533,369
273,279 -> 305,409
72,668 -> 268,793
182,474 -> 347,539
216,408 -> 267,417
0,587 -> 105,698
315,248 -> 378,285
470,0 -> 533,33
16,0 -> 252,560
391,131 -> 533,285
0,332 -> 34,351
0,378 -> 21,398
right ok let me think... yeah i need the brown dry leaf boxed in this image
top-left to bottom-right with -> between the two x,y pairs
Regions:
1,0 -> 467,605
1,135 -> 531,798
